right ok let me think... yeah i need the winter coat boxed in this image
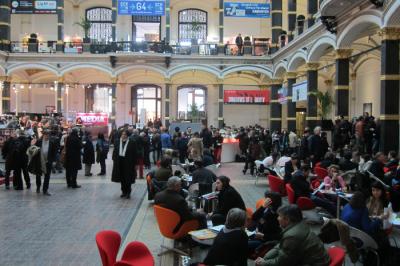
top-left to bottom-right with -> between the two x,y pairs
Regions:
26,146 -> 43,176
111,138 -> 137,184
188,137 -> 203,161
83,139 -> 95,165
65,132 -> 82,171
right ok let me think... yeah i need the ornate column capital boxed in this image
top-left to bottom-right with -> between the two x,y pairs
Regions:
324,79 -> 333,86
380,27 -> 400,41
286,72 -> 297,79
216,78 -> 224,85
269,79 -> 283,85
305,62 -> 320,71
111,77 -> 118,83
335,49 -> 353,59
0,76 -> 11,82
57,77 -> 64,83
350,72 -> 357,80
164,78 -> 172,84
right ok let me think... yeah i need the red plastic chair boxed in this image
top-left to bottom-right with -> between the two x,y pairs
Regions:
285,183 -> 315,210
268,175 -> 287,196
314,167 -> 328,180
115,241 -> 154,266
328,246 -> 345,266
95,230 -> 121,266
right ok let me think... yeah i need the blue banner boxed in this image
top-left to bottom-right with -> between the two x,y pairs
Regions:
118,0 -> 165,16
224,2 -> 270,18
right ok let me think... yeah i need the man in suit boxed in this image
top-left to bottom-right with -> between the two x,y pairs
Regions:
154,176 -> 207,233
34,130 -> 58,195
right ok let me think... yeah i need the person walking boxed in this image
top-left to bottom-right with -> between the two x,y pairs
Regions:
82,132 -> 95,177
96,133 -> 109,176
64,128 -> 83,188
112,130 -> 137,199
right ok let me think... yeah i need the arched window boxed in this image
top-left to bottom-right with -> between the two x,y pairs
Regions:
131,85 -> 162,124
86,7 -> 112,42
178,9 -> 207,43
177,86 -> 206,121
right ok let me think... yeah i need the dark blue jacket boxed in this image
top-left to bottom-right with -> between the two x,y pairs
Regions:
341,204 -> 380,235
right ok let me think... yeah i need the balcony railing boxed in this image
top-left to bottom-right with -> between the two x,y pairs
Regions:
6,40 -> 270,57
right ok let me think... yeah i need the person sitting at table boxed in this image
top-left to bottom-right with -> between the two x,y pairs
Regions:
369,152 -> 386,181
341,191 -> 381,235
154,176 -> 207,233
339,151 -> 358,171
290,165 -> 336,216
367,181 -> 389,220
203,208 -> 249,266
323,165 -> 347,191
210,176 -> 246,225
192,160 -> 217,195
319,151 -> 338,169
202,148 -> 215,167
248,192 -> 282,254
255,205 -> 330,266
154,156 -> 173,182
283,153 -> 300,183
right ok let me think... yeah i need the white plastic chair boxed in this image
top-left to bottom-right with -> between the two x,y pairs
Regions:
349,226 -> 380,266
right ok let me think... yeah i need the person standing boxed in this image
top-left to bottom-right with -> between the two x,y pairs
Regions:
160,127 -> 172,154
2,131 -> 17,190
96,133 -> 109,176
308,126 -> 323,167
65,128 -> 83,188
188,132 -> 204,162
31,130 -> 57,195
235,33 -> 243,56
82,132 -> 95,177
212,130 -> 223,164
112,130 -> 137,199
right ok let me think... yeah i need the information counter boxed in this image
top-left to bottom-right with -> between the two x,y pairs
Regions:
221,138 -> 240,163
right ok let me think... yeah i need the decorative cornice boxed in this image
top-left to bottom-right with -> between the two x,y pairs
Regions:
286,72 -> 297,79
269,79 -> 283,85
380,27 -> 400,41
305,62 -> 320,71
381,74 -> 400,80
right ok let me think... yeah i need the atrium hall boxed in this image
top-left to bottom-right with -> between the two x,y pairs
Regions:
0,0 -> 399,265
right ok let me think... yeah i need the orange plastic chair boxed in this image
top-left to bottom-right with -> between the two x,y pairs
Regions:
95,230 -> 121,266
256,198 -> 265,210
153,205 -> 199,256
328,246 -> 345,266
115,241 -> 155,266
314,167 -> 328,180
268,174 -> 287,196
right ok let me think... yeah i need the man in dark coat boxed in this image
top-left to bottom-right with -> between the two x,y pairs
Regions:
154,176 -> 206,232
33,130 -> 58,195
65,128 -> 83,188
2,131 -> 17,190
82,132 -> 95,176
112,129 -> 137,199
200,125 -> 213,149
235,33 -> 243,56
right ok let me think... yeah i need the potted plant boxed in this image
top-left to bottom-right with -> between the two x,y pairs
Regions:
310,91 -> 335,130
75,17 -> 92,43
189,103 -> 200,122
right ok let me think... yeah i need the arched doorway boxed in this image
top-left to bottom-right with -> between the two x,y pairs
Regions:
131,85 -> 162,124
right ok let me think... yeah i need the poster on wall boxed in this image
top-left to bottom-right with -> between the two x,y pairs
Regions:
11,0 -> 57,14
75,113 -> 109,127
292,81 -> 308,102
224,2 -> 271,18
224,90 -> 270,105
118,0 -> 165,16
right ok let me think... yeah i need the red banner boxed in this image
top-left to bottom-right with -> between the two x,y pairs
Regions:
76,113 -> 109,126
223,90 -> 270,104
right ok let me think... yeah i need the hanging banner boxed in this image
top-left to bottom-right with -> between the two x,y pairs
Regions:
118,0 -> 165,16
11,0 -> 57,14
224,2 -> 271,18
224,90 -> 270,105
76,113 -> 109,127
292,81 -> 308,102
278,86 -> 288,104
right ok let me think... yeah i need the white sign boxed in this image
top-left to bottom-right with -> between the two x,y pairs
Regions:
35,1 -> 57,10
292,81 -> 308,102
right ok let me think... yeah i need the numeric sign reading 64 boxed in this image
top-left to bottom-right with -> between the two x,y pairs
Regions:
118,0 -> 165,16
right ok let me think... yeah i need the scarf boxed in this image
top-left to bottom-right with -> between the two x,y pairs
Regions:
119,138 -> 129,157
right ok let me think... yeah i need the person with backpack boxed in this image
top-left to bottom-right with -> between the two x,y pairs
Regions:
96,133 -> 109,176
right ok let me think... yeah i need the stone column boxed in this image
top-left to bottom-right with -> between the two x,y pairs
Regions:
271,0 -> 282,54
270,79 -> 283,132
286,72 -> 297,133
112,0 -> 117,42
56,0 -> 64,52
56,78 -> 63,113
335,49 -> 352,119
111,77 -> 117,127
350,72 -> 357,118
306,62 -> 319,129
218,82 -> 224,129
165,0 -> 171,42
287,0 -> 297,42
0,0 -> 10,51
165,80 -> 171,128
307,0 -> 318,28
380,27 -> 400,152
218,0 -> 224,54
1,76 -> 10,114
